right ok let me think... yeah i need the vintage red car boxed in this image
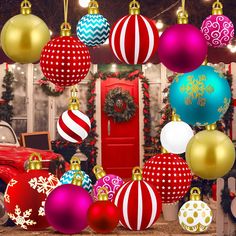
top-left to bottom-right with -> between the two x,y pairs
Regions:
0,121 -> 68,224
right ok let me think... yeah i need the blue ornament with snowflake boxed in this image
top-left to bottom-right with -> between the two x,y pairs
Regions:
76,0 -> 110,47
169,65 -> 231,126
60,157 -> 92,193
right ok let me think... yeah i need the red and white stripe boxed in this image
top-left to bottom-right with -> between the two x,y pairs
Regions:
57,110 -> 91,143
110,15 -> 159,65
114,180 -> 162,231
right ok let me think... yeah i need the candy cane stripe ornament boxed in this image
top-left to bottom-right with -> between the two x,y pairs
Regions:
110,0 -> 159,64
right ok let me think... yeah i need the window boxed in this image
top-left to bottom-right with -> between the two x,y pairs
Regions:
0,125 -> 17,144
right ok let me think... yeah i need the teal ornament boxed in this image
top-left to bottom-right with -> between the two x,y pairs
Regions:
76,1 -> 110,47
169,65 -> 231,126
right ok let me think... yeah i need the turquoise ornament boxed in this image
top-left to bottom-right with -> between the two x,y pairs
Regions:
76,0 -> 110,47
169,65 -> 231,126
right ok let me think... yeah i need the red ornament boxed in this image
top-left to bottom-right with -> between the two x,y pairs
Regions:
109,2 -> 158,64
143,153 -> 192,204
40,36 -> 91,87
4,153 -> 60,230
114,167 -> 162,231
88,188 -> 119,234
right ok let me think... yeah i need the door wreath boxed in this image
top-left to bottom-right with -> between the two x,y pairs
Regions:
104,87 -> 136,122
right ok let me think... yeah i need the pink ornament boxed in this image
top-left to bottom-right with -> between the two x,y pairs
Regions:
93,165 -> 124,201
158,24 -> 207,73
201,15 -> 234,48
45,184 -> 93,234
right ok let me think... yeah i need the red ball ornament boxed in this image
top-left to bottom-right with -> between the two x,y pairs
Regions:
88,187 -> 119,234
4,153 -> 60,230
143,153 -> 192,204
109,1 -> 159,64
114,167 -> 162,231
40,35 -> 91,87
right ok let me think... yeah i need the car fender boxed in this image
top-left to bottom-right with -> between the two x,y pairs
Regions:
0,165 -> 22,185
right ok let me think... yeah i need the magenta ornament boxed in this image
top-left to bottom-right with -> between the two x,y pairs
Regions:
45,184 -> 93,234
158,24 -> 207,73
201,15 -> 234,48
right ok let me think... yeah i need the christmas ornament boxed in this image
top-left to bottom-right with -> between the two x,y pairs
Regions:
186,124 -> 235,180
45,172 -> 93,234
4,153 -> 60,230
158,0 -> 207,73
109,0 -> 159,64
114,167 -> 162,231
160,112 -> 194,154
60,156 -> 92,193
40,0 -> 91,87
178,187 -> 213,233
88,187 -> 119,233
1,0 -> 50,63
143,153 -> 192,203
201,0 -> 234,48
77,0 -> 110,47
93,165 -> 124,201
169,65 -> 231,126
57,87 -> 91,143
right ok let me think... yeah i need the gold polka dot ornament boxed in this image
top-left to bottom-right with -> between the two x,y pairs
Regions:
178,187 -> 213,233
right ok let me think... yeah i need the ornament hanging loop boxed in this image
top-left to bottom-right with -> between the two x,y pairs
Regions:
70,156 -> 81,170
212,1 -> 223,15
28,152 -> 42,170
68,86 -> 80,110
190,187 -> 201,201
132,167 -> 143,181
129,0 -> 140,15
98,187 -> 109,201
88,0 -> 99,14
172,111 -> 181,122
60,0 -> 71,36
177,0 -> 188,24
21,0 -> 32,15
205,123 -> 217,131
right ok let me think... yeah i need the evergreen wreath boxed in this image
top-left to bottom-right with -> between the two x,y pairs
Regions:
104,87 -> 136,122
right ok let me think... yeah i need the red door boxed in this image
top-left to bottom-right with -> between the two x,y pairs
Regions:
101,77 -> 139,178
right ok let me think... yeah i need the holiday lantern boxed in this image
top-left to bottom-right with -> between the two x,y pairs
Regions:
160,112 -> 194,154
93,165 -> 124,201
186,124 -> 235,180
88,187 -> 119,233
60,156 -> 92,193
109,0 -> 159,64
45,172 -> 93,234
158,1 -> 207,73
114,167 -> 162,231
201,0 -> 234,48
169,65 -> 231,126
57,87 -> 91,143
77,0 -> 110,47
4,153 -> 60,230
178,187 -> 213,233
1,0 -> 50,63
143,153 -> 192,203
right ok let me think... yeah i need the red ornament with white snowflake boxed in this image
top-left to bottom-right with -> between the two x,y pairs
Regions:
143,153 -> 192,204
109,0 -> 159,64
4,153 -> 60,230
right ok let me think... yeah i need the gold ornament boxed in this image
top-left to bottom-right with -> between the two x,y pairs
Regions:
178,188 -> 213,233
1,0 -> 50,63
186,125 -> 235,180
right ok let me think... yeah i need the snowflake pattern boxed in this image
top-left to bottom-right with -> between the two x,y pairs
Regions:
8,179 -> 18,187
38,201 -> 45,216
28,174 -> 59,196
218,97 -> 230,114
8,205 -> 36,229
4,193 -> 10,203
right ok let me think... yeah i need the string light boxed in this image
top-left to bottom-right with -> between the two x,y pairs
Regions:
156,20 -> 164,30
79,0 -> 90,8
227,38 -> 236,53
49,30 -> 53,36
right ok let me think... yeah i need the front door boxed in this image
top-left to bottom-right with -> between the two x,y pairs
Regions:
101,77 -> 139,178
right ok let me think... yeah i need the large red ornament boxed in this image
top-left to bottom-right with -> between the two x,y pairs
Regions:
40,36 -> 91,87
114,167 -> 162,231
109,1 -> 159,64
143,153 -> 192,204
4,153 -> 60,230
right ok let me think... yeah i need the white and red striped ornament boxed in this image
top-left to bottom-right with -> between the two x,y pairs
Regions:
109,0 -> 159,64
114,167 -> 162,231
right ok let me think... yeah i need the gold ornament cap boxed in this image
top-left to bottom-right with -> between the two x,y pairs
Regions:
129,0 -> 140,15
177,9 -> 188,24
97,187 -> 109,201
28,152 -> 42,170
70,157 -> 81,170
71,171 -> 84,186
93,165 -> 106,180
190,187 -> 201,201
132,167 -> 143,181
68,86 -> 80,110
205,123 -> 217,131
60,22 -> 72,37
88,0 -> 99,14
21,0 -> 32,15
161,146 -> 169,154
172,111 -> 181,122
212,1 -> 223,15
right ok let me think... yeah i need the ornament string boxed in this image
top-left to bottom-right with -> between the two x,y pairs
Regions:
182,0 -> 185,13
64,0 -> 68,23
